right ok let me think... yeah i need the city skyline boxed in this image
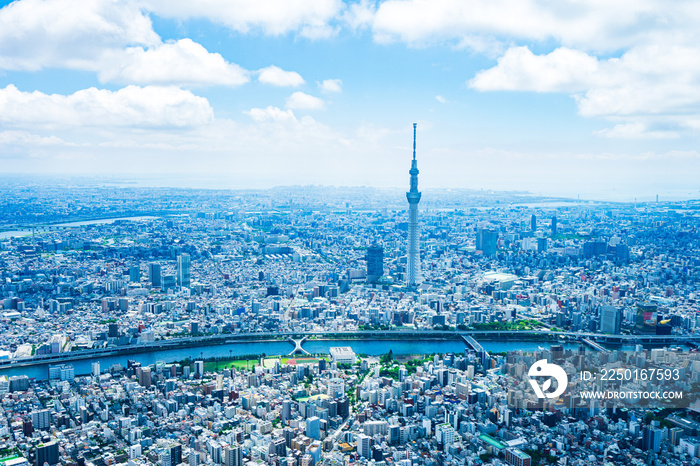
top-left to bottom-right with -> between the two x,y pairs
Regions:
0,1 -> 699,201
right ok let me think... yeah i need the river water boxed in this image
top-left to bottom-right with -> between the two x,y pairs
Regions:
0,338 -> 580,380
0,216 -> 160,239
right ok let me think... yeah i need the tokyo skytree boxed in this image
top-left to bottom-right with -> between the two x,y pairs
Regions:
406,123 -> 421,286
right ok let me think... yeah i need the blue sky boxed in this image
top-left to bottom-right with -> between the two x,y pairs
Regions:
1,0 -> 700,201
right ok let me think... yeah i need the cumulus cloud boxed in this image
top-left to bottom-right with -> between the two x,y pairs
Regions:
144,0 -> 343,38
318,79 -> 343,93
258,66 -> 305,87
98,39 -> 249,87
0,84 -> 214,128
470,45 -> 700,137
286,92 -> 325,110
0,0 -> 252,88
0,0 -> 158,71
469,47 -> 600,93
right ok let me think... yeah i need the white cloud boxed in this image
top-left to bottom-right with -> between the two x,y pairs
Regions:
470,47 -> 600,93
364,0 -> 700,137
435,95 -> 446,103
258,66 -> 305,87
470,45 -> 700,136
245,106 -> 298,123
0,1 -> 252,88
144,0 -> 343,38
368,0 -> 700,52
286,92 -> 325,110
0,0 -> 158,71
0,84 -> 214,128
0,130 -> 73,146
342,0 -> 376,30
595,123 -> 679,139
318,79 -> 343,93
574,46 -> 700,118
98,39 -> 249,87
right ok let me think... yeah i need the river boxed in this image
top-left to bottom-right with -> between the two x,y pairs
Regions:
0,338 -> 580,380
0,216 -> 160,239
51,216 -> 158,227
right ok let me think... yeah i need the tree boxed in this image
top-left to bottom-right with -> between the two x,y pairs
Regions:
380,350 -> 394,364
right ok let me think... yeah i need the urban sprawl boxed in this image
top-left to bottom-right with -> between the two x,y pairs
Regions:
1,176 -> 700,466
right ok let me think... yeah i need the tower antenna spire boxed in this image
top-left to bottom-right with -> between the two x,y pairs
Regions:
412,123 -> 417,160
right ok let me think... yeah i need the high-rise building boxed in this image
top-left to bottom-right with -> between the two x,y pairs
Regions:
137,367 -> 151,388
9,375 -> 29,392
177,253 -> 191,288
530,214 -> 536,232
643,425 -> 662,452
168,443 -> 182,466
129,444 -> 142,460
600,305 -> 622,334
327,378 -> 345,398
406,123 -> 422,286
148,263 -> 162,288
35,441 -> 59,466
282,400 -> 292,422
224,444 -> 242,466
670,427 -> 684,446
306,416 -> 320,440
537,237 -> 547,253
435,423 -> 455,446
505,448 -> 532,466
551,215 -> 557,237
271,437 -> 287,457
356,434 -> 372,458
366,244 -> 384,283
129,265 -> 140,283
636,303 -> 658,334
31,409 -> 51,431
476,227 -> 498,257
48,364 -> 73,381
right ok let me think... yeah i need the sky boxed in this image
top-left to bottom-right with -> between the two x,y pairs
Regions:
1,0 -> 700,201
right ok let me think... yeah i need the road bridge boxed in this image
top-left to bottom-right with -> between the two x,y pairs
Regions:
287,337 -> 310,355
582,338 -> 610,353
460,335 -> 485,352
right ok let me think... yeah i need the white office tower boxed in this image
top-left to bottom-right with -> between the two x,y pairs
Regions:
406,123 -> 422,286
